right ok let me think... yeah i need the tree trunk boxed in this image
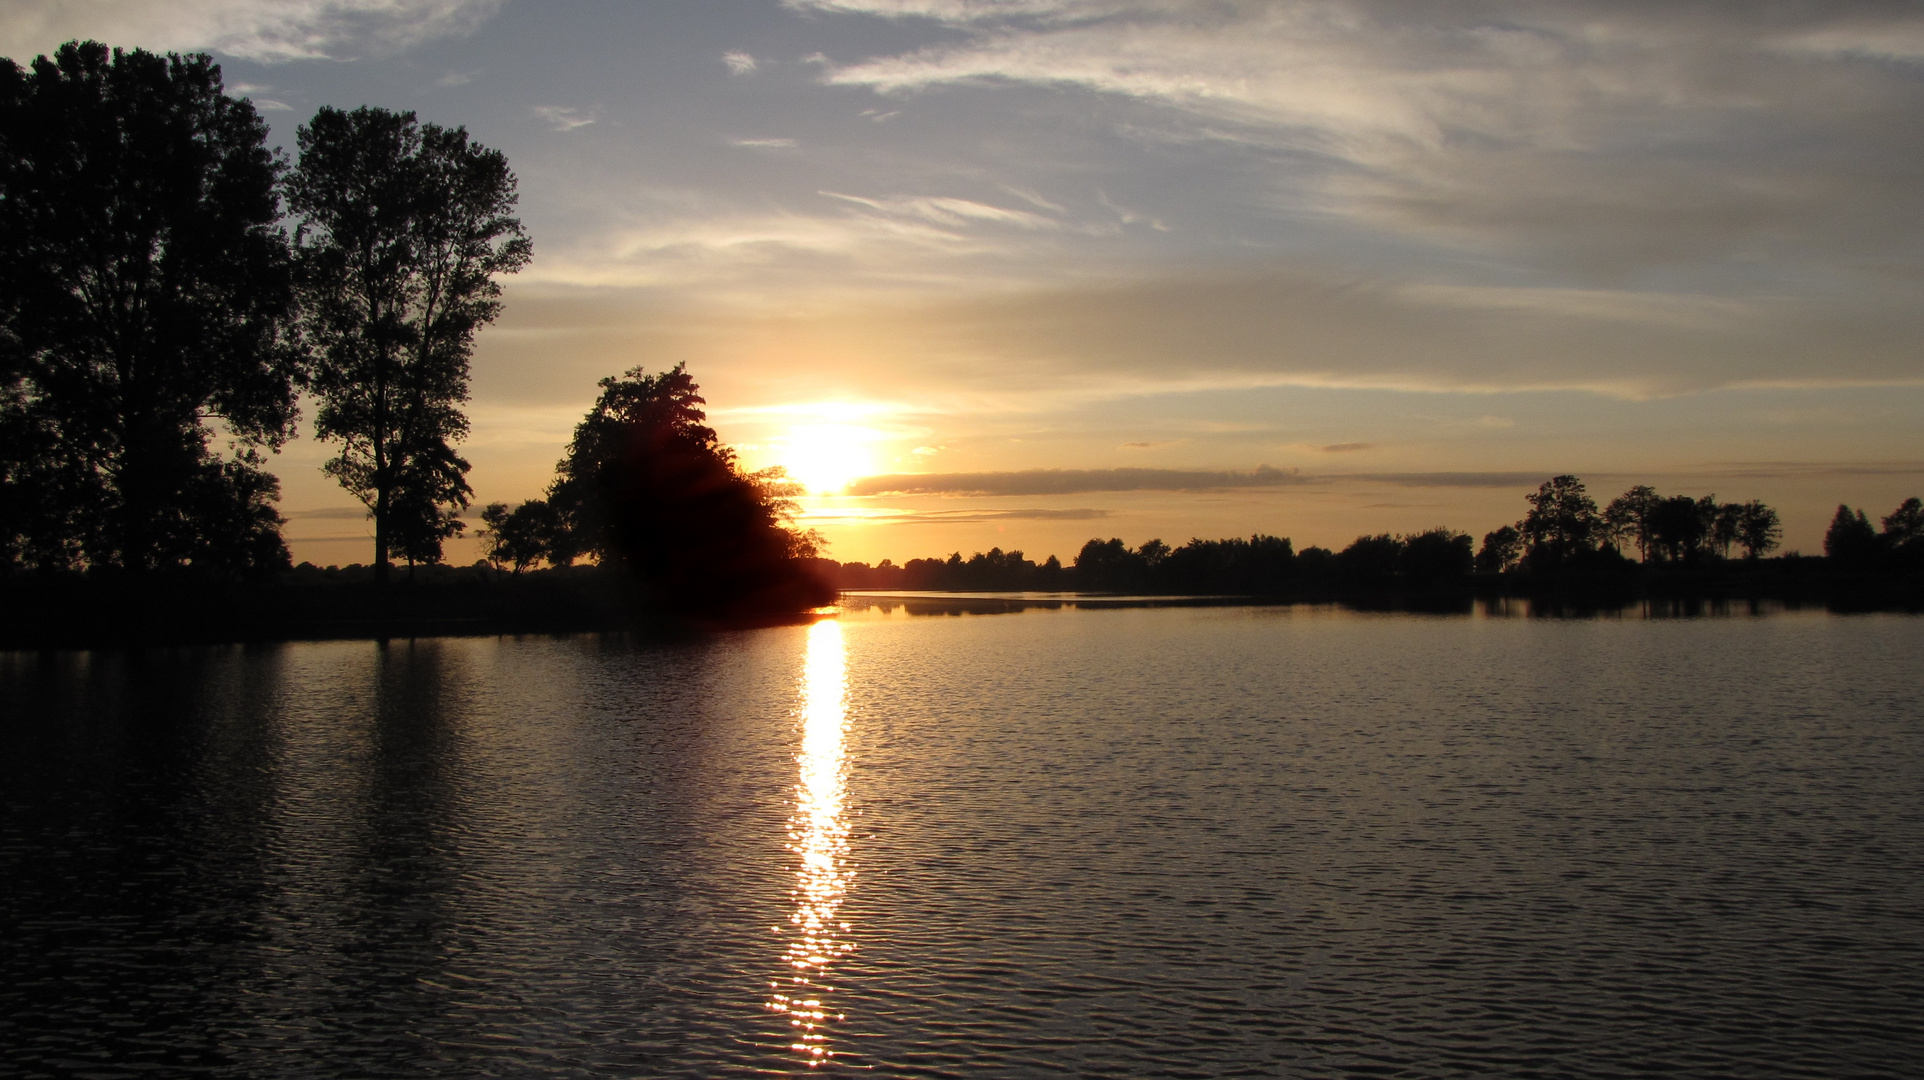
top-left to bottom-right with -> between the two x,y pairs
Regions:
374,484 -> 390,585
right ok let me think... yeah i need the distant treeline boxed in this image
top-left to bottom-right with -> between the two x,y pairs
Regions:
818,476 -> 1924,598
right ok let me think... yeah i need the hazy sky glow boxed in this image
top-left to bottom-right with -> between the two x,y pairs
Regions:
8,0 -> 1922,564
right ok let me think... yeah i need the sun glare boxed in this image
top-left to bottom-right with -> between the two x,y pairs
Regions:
779,424 -> 877,495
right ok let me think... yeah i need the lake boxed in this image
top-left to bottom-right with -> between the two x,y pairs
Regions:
3,602 -> 1921,1077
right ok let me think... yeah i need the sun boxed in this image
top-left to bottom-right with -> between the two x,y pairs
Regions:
779,424 -> 877,495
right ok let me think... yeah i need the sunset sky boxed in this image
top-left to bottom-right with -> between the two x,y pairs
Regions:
7,0 -> 1922,566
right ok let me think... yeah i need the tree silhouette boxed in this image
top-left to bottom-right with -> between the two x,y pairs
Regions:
1647,494 -> 1713,563
1337,533 -> 1403,583
544,364 -> 831,620
478,500 -> 554,574
0,42 -> 302,572
289,106 -> 530,582
1399,527 -> 1474,583
1476,525 -> 1521,573
1882,498 -> 1923,550
1824,505 -> 1877,569
1733,500 -> 1781,560
1519,475 -> 1601,569
1603,485 -> 1660,562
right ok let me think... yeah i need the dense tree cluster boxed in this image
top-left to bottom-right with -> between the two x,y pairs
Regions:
1823,498 -> 1924,572
826,529 -> 1473,594
831,477 -> 1919,597
0,42 -> 302,572
0,41 -> 525,578
476,365 -> 832,619
1474,475 -> 1785,573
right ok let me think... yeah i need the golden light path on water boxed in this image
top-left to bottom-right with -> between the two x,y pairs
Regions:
769,617 -> 853,1065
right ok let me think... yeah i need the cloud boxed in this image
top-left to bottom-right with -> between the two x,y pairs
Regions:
804,0 -> 1924,278
808,506 -> 1112,526
723,50 -> 758,74
821,191 -> 1062,231
848,466 -> 1580,496
1318,442 -> 1374,453
533,105 -> 596,131
864,266 -> 1924,398
1349,472 -> 1545,489
731,137 -> 799,149
0,0 -> 505,63
850,465 -> 1312,496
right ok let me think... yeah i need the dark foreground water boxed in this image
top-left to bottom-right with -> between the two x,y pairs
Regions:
3,604 -> 1922,1078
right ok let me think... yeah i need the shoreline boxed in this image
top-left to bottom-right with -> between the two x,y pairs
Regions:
0,565 -> 1916,651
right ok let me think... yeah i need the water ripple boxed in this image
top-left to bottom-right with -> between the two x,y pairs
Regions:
1,608 -> 1921,1076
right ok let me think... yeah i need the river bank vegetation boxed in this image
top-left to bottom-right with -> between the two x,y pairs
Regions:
0,41 -> 829,637
0,43 -> 1916,648
821,477 -> 1923,607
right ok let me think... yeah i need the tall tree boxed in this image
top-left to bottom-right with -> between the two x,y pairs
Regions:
288,106 -> 530,580
1734,501 -> 1781,560
1647,494 -> 1713,562
0,42 -> 303,572
1824,504 -> 1877,568
1603,485 -> 1660,562
1519,475 -> 1601,569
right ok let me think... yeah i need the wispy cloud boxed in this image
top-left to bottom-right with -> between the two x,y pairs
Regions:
822,191 -> 1062,231
1349,472 -> 1545,489
0,0 -> 506,63
851,465 -> 1313,496
723,50 -> 759,74
731,136 -> 799,149
533,105 -> 597,131
806,506 -> 1112,526
846,466 -> 1594,496
804,0 -> 1924,278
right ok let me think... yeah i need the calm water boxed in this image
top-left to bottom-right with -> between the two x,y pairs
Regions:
3,604 -> 1922,1078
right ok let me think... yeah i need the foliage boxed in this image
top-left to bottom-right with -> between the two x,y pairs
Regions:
1824,505 -> 1877,568
539,364 -> 832,618
1399,527 -> 1475,582
1883,498 -> 1924,550
289,105 -> 530,577
478,500 -> 556,574
1061,530 -> 1464,593
0,41 -> 301,572
1603,485 -> 1660,562
1475,525 -> 1521,574
1519,475 -> 1601,569
749,466 -> 825,559
1646,494 -> 1715,563
545,363 -> 724,564
1733,501 -> 1782,560
1337,534 -> 1403,583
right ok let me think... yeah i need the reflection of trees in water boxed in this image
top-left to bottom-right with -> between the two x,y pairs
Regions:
0,649 -> 297,1071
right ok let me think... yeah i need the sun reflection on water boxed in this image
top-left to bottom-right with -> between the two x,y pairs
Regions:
769,618 -> 853,1065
